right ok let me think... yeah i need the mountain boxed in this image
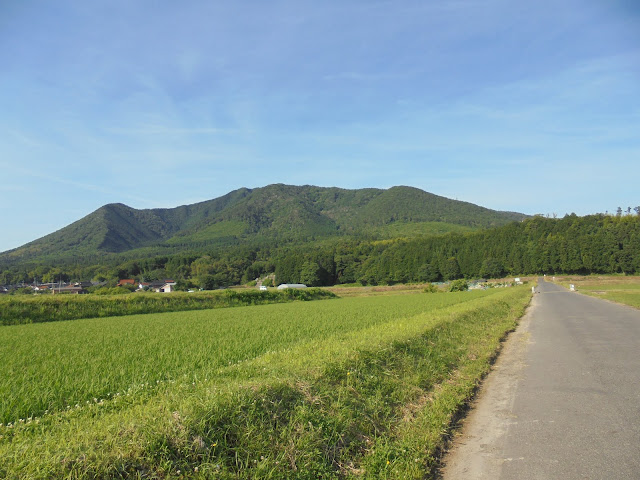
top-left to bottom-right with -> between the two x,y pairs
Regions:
0,184 -> 527,265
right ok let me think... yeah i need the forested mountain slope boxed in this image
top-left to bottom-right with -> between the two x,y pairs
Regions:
0,184 -> 526,266
2,213 -> 638,287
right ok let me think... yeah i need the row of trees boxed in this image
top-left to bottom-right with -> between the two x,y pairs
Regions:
346,214 -> 640,284
2,214 -> 639,289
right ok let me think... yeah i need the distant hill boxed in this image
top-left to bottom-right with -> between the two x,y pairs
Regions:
0,184 -> 527,265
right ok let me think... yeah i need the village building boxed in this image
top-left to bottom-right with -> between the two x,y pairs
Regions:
52,285 -> 84,294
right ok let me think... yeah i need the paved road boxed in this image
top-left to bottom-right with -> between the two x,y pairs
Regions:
442,279 -> 640,479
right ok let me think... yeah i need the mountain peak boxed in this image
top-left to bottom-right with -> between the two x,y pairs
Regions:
0,185 -> 527,265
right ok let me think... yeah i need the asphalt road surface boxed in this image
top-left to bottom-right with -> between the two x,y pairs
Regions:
442,278 -> 640,479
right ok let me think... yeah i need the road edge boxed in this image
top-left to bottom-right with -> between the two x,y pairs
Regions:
437,290 -> 539,479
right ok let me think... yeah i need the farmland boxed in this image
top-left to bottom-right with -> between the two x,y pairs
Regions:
551,275 -> 640,309
0,288 -> 335,326
0,286 -> 531,479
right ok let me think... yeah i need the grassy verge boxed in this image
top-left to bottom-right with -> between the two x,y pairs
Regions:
0,288 -> 335,326
550,275 -> 640,309
0,287 -> 530,479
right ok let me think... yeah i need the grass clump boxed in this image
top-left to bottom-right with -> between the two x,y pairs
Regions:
423,283 -> 441,293
448,279 -> 468,292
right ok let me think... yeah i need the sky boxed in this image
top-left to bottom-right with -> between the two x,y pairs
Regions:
1,0 -> 639,253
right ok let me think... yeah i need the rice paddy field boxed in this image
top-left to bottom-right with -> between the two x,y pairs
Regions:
0,288 -> 335,326
0,286 -> 531,479
551,275 -> 640,309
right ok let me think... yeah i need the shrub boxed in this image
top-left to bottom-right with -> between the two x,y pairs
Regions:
423,283 -> 440,293
449,279 -> 469,292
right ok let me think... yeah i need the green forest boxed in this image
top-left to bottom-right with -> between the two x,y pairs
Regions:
2,213 -> 639,289
0,184 -> 525,266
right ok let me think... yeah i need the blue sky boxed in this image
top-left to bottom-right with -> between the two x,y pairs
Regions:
1,0 -> 639,253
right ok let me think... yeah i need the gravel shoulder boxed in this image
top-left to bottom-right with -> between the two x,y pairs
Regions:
440,288 -> 538,479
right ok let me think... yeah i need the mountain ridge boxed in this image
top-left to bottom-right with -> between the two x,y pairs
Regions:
0,184 -> 528,265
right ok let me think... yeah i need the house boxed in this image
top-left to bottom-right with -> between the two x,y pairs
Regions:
117,279 -> 136,287
160,282 -> 177,293
147,280 -> 176,293
147,281 -> 165,292
52,285 -> 84,295
277,283 -> 307,290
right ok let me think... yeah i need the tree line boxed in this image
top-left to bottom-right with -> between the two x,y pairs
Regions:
2,214 -> 639,289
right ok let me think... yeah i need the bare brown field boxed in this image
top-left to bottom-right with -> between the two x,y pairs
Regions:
324,283 -> 428,297
324,277 -> 538,298
549,275 -> 640,288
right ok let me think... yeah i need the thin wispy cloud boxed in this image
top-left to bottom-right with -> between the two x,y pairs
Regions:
106,125 -> 237,136
0,162 -> 152,206
0,0 -> 638,251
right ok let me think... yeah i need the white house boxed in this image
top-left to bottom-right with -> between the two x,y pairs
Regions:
160,282 -> 177,293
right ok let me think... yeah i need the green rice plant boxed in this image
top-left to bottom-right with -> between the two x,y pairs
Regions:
0,288 -> 336,326
0,290 -> 488,424
0,287 -> 530,479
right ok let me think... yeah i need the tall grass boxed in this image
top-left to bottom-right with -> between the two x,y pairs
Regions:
0,288 -> 335,326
